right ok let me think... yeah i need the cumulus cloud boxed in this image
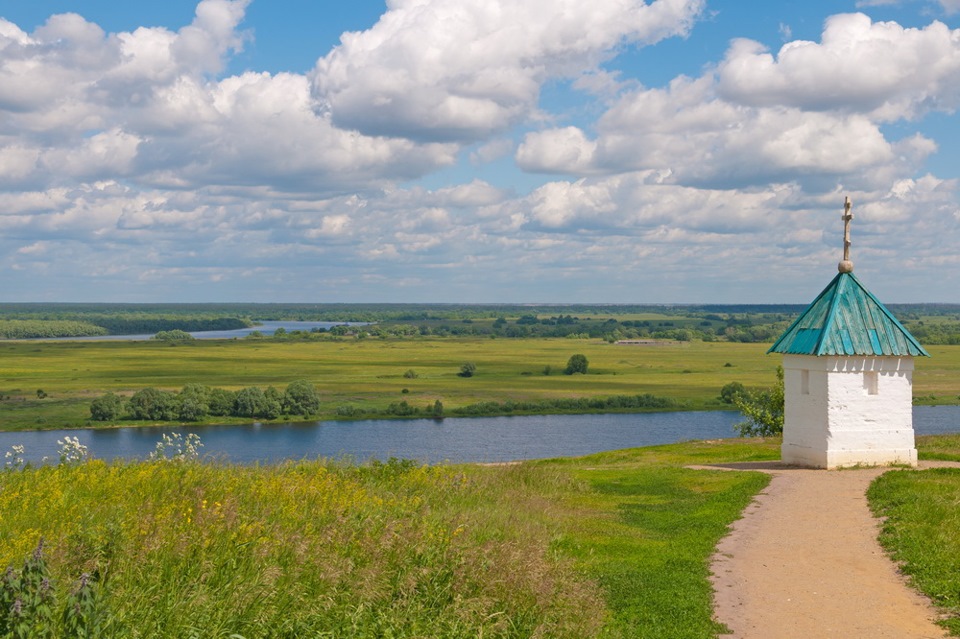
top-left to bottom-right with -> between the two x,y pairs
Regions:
517,11 -> 959,191
310,0 -> 705,142
0,1 -> 459,195
717,14 -> 960,120
517,75 -> 928,190
1,1 -> 959,303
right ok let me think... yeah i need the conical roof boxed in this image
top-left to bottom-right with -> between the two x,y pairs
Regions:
768,271 -> 929,357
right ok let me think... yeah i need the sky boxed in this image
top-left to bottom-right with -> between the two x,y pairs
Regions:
1,0 -> 959,304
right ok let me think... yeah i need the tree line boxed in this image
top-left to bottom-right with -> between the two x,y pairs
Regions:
90,381 -> 322,422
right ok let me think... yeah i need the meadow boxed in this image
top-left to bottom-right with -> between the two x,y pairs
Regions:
0,437 -> 776,638
3,436 -> 960,637
1,337 -> 959,431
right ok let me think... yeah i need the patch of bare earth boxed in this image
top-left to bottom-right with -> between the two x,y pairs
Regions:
694,461 -> 960,639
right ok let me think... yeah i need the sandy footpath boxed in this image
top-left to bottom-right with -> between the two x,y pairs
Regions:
694,461 -> 960,639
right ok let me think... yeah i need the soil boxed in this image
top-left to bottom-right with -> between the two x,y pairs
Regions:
695,460 -> 960,639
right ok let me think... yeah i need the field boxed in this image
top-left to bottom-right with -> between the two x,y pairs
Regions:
4,436 -> 960,637
0,437 -> 777,638
2,338 -> 959,430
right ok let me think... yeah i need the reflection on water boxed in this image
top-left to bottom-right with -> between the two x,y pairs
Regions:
1,406 -> 957,465
36,321 -> 362,342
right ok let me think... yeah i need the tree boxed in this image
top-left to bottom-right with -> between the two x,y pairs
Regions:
430,400 -> 444,419
234,387 -> 281,419
458,362 -> 476,378
177,384 -> 210,422
564,354 -> 589,375
207,388 -> 236,416
733,367 -> 784,436
719,381 -> 746,405
90,392 -> 124,421
233,387 -> 268,418
283,379 -> 321,416
263,386 -> 283,419
129,388 -> 177,421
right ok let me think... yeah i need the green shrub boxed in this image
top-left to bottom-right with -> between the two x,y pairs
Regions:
564,354 -> 589,375
90,393 -> 124,421
128,388 -> 177,421
283,380 -> 321,416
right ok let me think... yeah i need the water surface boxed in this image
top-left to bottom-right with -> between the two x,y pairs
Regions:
2,406 -> 957,465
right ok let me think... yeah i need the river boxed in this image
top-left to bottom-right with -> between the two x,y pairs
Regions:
1,406 -> 958,465
42,320 -> 359,341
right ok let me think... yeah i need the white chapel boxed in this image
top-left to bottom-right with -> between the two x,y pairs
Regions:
767,198 -> 929,469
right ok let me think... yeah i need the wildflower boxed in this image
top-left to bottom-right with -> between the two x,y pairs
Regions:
149,432 -> 204,462
3,444 -> 25,470
56,436 -> 89,464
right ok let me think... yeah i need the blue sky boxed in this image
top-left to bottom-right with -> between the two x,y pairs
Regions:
1,0 -> 958,304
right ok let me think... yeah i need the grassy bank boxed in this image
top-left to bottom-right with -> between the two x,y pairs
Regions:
0,438 -> 778,638
868,464 -> 960,635
3,338 -> 959,430
5,436 -> 960,636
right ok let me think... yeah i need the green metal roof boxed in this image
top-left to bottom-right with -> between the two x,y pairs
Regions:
768,272 -> 929,357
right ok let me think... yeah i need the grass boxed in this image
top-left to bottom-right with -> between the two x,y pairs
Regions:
868,468 -> 960,635
0,437 -> 780,638
866,435 -> 960,636
5,434 -> 960,637
3,337 -> 959,430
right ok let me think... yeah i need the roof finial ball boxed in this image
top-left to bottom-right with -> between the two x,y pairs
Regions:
838,196 -> 854,274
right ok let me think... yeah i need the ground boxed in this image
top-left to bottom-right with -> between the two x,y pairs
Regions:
699,461 -> 960,639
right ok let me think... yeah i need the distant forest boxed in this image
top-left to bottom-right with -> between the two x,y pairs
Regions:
2,302 -> 960,344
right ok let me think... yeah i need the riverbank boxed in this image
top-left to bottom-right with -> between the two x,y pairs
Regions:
5,436 -> 960,637
2,337 -> 958,431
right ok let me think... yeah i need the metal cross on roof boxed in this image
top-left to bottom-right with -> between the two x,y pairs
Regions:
839,196 -> 854,273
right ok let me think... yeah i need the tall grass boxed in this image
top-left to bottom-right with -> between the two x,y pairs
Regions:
0,457 -> 604,637
0,438 -> 782,638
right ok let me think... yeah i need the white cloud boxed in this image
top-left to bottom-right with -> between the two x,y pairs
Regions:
0,3 -> 461,194
516,127 -> 598,174
310,0 -> 705,142
1,2 -> 959,303
717,14 -> 960,120
518,75 -> 923,189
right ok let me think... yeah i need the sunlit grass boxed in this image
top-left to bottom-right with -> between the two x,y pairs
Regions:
869,467 -> 960,635
4,338 -> 958,430
0,437 -> 784,638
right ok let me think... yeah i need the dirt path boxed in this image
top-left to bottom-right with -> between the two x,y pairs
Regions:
696,461 -> 960,639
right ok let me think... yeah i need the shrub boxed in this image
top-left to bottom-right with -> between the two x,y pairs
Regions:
129,388 -> 177,421
387,400 -> 418,416
207,388 -> 236,416
733,367 -> 784,436
719,381 -> 746,404
234,387 -> 282,420
90,392 -> 125,421
283,379 -> 321,416
152,329 -> 194,342
403,369 -> 418,379
177,383 -> 210,421
458,362 -> 476,378
564,354 -> 589,375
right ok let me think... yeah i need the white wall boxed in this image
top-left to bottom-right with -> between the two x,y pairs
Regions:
780,354 -> 917,469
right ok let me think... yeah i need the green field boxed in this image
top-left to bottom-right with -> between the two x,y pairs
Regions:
2,337 -> 959,430
4,436 -> 960,637
0,437 -> 777,638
